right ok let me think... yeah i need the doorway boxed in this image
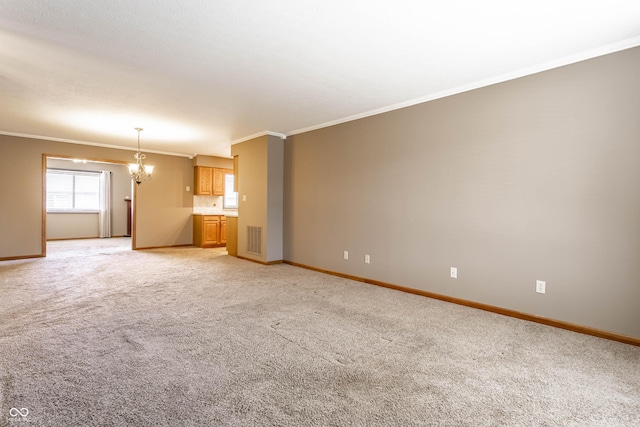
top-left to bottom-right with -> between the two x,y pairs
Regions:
43,155 -> 135,256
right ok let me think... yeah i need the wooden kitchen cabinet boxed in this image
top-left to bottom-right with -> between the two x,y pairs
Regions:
193,215 -> 226,248
212,168 -> 225,195
194,166 -> 213,195
202,217 -> 219,246
194,167 -> 231,196
216,168 -> 235,196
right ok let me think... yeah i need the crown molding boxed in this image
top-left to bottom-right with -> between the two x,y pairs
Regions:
230,130 -> 286,145
0,131 -> 194,158
287,36 -> 640,137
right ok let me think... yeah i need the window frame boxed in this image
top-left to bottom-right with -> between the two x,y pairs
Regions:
223,172 -> 238,209
46,168 -> 101,213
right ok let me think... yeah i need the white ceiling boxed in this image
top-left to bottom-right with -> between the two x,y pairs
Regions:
1,1 -> 639,158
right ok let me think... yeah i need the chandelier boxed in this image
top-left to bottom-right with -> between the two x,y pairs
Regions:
128,127 -> 154,185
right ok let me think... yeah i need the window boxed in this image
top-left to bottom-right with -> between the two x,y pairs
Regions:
223,173 -> 238,209
46,169 -> 100,212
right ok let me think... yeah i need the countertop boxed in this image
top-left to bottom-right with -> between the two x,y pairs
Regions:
192,212 -> 238,217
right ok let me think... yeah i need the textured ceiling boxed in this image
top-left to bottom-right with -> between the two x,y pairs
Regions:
1,1 -> 639,158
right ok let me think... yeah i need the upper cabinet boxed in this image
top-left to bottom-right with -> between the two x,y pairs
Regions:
194,166 -> 235,196
194,166 -> 213,195
212,168 -> 225,196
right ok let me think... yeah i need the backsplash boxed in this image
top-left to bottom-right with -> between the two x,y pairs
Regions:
193,195 -> 237,214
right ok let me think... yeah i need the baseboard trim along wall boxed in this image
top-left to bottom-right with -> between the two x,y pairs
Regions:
237,255 -> 283,266
46,235 -> 129,241
283,260 -> 640,347
135,244 -> 193,250
47,236 -> 100,241
0,254 -> 45,262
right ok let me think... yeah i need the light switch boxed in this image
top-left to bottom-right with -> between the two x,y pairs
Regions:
242,195 -> 247,202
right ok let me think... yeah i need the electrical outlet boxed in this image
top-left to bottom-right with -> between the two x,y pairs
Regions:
186,185 -> 190,192
343,251 -> 349,260
364,254 -> 371,264
450,267 -> 457,279
536,280 -> 546,294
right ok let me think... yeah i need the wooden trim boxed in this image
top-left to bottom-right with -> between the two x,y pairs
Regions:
233,155 -> 239,192
45,154 -> 129,165
284,261 -> 365,282
0,254 -> 45,262
283,260 -> 640,347
133,244 -> 192,250
237,255 -> 283,266
41,154 -> 47,257
43,154 -> 135,255
132,178 -> 138,250
47,237 -> 99,241
46,236 -> 130,241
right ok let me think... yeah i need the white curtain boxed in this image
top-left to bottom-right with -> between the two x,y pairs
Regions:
99,171 -> 112,238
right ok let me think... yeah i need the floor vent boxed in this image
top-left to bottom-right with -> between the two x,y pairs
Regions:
247,226 -> 262,255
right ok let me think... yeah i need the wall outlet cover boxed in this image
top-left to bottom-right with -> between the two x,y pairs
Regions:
536,280 -> 546,294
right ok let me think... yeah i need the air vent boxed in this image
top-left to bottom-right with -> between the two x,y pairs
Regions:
247,226 -> 262,255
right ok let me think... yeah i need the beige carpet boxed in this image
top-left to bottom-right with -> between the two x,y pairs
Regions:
1,238 -> 639,426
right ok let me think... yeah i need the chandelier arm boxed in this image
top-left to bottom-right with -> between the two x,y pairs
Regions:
130,127 -> 153,185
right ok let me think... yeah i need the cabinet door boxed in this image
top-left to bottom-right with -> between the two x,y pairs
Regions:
220,219 -> 227,244
203,218 -> 219,245
212,168 -> 225,196
195,167 -> 213,195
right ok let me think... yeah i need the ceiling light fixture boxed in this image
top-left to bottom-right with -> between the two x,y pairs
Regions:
128,127 -> 154,185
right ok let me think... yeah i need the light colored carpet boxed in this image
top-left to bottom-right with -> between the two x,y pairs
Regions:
0,239 -> 638,426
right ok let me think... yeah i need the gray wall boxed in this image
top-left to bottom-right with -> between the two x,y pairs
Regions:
232,135 -> 284,263
232,136 -> 269,262
0,135 -> 194,258
283,47 -> 640,339
266,137 -> 284,261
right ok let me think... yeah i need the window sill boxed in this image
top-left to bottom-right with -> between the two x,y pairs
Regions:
46,211 -> 100,214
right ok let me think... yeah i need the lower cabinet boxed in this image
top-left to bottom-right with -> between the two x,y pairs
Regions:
193,215 -> 226,248
220,217 -> 227,244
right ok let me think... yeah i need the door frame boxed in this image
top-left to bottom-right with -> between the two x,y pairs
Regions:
42,153 -> 137,256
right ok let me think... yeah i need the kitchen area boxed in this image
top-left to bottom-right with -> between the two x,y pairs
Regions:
195,134 -> 283,265
191,156 -> 238,255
